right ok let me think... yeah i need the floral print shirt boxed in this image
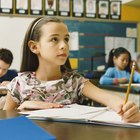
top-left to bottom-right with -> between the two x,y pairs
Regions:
8,71 -> 88,105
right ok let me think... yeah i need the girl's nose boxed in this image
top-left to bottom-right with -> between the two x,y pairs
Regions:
59,42 -> 67,50
60,46 -> 65,50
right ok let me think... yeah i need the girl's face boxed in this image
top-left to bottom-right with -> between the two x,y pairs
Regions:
113,53 -> 129,71
33,22 -> 70,67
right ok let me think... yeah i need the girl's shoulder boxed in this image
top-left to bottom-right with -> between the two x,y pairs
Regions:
62,70 -> 87,85
62,70 -> 86,83
18,71 -> 35,76
16,71 -> 36,81
106,67 -> 117,72
63,70 -> 84,79
17,71 -> 35,77
7,72 -> 36,91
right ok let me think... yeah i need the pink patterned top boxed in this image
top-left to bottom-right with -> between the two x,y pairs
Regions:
8,71 -> 88,105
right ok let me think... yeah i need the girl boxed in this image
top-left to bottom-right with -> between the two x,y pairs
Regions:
136,54 -> 140,73
3,17 -> 140,122
99,47 -> 140,85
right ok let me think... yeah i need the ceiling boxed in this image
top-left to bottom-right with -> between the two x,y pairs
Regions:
122,0 -> 140,7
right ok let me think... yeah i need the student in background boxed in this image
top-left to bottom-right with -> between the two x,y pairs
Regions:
136,54 -> 140,73
0,48 -> 18,109
0,48 -> 18,86
99,47 -> 140,85
3,17 -> 140,122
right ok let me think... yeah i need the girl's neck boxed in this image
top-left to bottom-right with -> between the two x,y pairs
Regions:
115,66 -> 123,71
35,66 -> 62,81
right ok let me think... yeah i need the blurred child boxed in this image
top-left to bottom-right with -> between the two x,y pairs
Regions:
136,54 -> 140,73
99,47 -> 140,85
0,48 -> 17,86
0,48 -> 18,109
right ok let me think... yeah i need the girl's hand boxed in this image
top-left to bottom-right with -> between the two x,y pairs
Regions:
17,101 -> 63,111
117,101 -> 140,123
118,78 -> 128,83
0,81 -> 10,86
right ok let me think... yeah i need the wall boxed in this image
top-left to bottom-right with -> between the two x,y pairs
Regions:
0,16 -> 35,70
122,5 -> 140,51
0,4 -> 140,71
122,5 -> 140,22
138,23 -> 140,51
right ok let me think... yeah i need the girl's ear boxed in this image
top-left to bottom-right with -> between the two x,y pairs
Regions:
28,40 -> 39,54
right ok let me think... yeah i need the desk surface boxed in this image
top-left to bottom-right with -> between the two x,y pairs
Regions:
0,110 -> 140,140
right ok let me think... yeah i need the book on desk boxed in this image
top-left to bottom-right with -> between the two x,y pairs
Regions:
20,104 -> 140,128
0,116 -> 56,140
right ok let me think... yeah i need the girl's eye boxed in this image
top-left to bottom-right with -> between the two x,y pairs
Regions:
51,37 -> 58,42
64,37 -> 69,43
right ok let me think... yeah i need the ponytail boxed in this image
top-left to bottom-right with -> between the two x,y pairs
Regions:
107,48 -> 115,68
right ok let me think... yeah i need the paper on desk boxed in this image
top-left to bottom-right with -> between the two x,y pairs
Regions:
20,104 -> 107,119
20,104 -> 140,128
120,83 -> 140,87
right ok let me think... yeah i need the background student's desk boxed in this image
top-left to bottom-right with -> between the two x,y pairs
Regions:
0,110 -> 140,140
99,85 -> 140,107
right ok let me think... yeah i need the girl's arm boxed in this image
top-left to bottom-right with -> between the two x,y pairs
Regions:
133,71 -> 140,83
17,101 -> 63,111
3,92 -> 17,110
83,81 -> 123,110
82,80 -> 140,122
100,68 -> 128,85
3,92 -> 63,111
99,68 -> 115,85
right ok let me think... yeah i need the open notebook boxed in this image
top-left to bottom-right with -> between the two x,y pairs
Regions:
20,104 -> 140,128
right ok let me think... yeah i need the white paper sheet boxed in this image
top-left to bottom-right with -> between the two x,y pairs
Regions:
19,104 -> 140,128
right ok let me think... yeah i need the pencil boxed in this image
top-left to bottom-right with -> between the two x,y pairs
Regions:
124,61 -> 136,104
